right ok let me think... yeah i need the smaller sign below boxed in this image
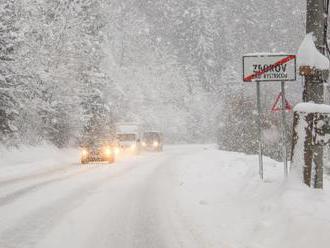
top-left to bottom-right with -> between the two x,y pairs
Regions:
271,92 -> 292,112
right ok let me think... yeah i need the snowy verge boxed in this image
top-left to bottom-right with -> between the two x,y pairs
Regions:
170,147 -> 330,248
0,145 -> 79,181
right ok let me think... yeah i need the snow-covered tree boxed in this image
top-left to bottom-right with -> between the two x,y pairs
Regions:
0,0 -> 21,145
0,0 -> 307,149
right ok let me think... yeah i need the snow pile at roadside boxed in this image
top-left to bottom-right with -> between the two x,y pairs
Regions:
0,145 -> 79,180
297,33 -> 329,70
172,147 -> 330,248
294,102 -> 330,113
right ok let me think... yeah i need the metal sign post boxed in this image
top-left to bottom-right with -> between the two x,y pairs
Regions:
256,81 -> 263,180
243,54 -> 296,179
281,81 -> 288,177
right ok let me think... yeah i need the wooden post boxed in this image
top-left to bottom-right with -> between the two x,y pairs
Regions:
301,0 -> 327,188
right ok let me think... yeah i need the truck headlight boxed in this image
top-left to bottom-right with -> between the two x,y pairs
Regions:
142,142 -> 146,147
153,141 -> 159,147
131,144 -> 136,150
104,147 -> 112,156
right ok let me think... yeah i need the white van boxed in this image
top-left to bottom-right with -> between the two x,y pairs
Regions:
116,123 -> 141,154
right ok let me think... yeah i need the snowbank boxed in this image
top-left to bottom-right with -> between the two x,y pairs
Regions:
0,145 -> 79,180
294,102 -> 330,113
171,147 -> 330,248
297,33 -> 329,70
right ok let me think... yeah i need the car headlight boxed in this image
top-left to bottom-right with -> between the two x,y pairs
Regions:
81,149 -> 88,156
104,147 -> 112,156
142,142 -> 146,147
153,141 -> 159,147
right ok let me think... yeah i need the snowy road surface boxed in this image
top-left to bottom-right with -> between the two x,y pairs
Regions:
1,145 -> 330,248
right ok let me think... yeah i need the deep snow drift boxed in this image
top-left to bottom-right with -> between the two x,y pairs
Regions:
0,145 -> 329,248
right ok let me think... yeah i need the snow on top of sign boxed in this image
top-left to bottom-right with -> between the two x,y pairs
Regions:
244,52 -> 287,57
294,102 -> 330,113
297,33 -> 329,70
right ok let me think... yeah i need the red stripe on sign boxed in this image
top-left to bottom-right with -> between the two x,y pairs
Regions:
244,55 -> 295,82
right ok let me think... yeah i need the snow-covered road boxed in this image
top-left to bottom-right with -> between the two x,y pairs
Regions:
1,145 -> 330,248
0,145 -> 209,248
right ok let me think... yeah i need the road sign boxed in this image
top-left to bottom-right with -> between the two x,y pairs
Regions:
243,54 -> 294,180
271,92 -> 292,112
243,54 -> 296,82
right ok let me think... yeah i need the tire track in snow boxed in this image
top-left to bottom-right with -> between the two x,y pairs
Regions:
0,156 -> 164,248
124,149 -> 206,248
77,155 -> 175,248
0,166 -> 94,207
97,150 -> 205,248
0,164 -> 77,187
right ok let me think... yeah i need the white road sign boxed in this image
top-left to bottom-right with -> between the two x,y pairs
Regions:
243,54 -> 296,82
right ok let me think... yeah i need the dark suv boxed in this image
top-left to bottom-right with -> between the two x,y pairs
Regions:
141,131 -> 163,152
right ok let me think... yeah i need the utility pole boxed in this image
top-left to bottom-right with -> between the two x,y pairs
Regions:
302,0 -> 328,188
